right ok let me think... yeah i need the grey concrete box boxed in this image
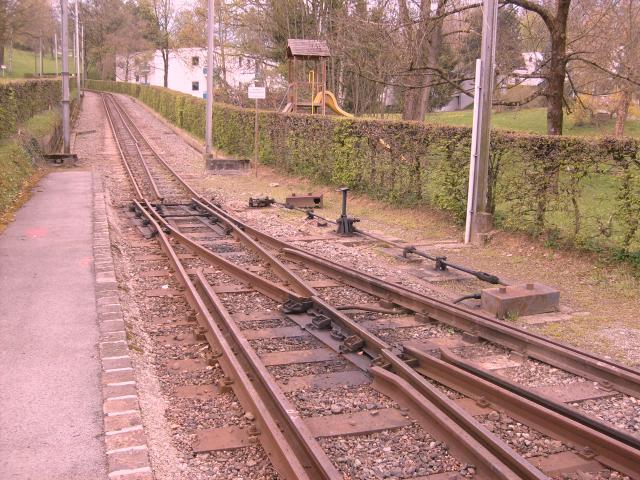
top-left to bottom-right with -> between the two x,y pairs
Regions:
481,282 -> 560,319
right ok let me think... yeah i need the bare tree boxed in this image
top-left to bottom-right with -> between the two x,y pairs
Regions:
139,0 -> 177,87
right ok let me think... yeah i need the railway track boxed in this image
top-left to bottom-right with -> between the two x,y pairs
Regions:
101,91 -> 640,480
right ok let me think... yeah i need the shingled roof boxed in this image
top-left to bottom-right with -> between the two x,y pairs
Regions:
286,39 -> 331,59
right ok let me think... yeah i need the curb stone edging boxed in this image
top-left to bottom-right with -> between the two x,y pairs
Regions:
93,170 -> 154,480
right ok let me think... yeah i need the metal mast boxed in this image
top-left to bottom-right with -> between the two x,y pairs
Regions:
74,0 -> 81,96
465,0 -> 498,244
204,0 -> 215,158
61,0 -> 71,154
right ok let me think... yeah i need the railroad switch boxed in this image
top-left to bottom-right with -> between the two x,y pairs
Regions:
311,314 -> 332,330
336,188 -> 359,236
282,297 -> 313,314
248,195 -> 275,208
340,335 -> 365,353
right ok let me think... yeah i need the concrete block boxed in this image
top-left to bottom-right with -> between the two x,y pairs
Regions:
481,282 -> 559,319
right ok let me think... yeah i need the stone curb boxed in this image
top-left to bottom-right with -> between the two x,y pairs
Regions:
93,171 -> 154,480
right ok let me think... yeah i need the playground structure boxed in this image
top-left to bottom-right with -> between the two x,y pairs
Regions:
282,39 -> 353,117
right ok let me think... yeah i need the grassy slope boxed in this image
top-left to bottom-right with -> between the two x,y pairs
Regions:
425,107 -> 640,138
2,48 -> 76,79
0,109 -> 58,227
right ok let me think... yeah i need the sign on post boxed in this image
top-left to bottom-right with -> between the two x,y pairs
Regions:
248,86 -> 266,99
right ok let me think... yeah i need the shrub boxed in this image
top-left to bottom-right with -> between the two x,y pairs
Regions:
86,80 -> 640,257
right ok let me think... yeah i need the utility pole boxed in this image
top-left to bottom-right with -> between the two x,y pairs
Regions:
39,36 -> 43,76
464,0 -> 498,244
81,24 -> 85,88
61,0 -> 71,154
74,0 -> 82,96
54,33 -> 59,77
204,0 -> 215,159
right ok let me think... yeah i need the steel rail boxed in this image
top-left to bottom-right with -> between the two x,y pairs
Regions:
406,346 -> 640,477
102,94 -> 163,201
282,248 -> 640,398
135,210 -> 535,479
100,94 -> 640,392
134,208 -> 540,478
191,198 -> 315,298
100,93 -> 145,201
134,203 -> 300,303
370,366 -> 543,480
438,348 -> 640,450
188,206 -> 640,389
106,91 -> 638,477
134,199 -> 341,480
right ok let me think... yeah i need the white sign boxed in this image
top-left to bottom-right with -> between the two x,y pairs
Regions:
248,86 -> 266,100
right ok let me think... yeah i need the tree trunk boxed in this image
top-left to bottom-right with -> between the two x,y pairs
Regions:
162,49 -> 169,87
614,87 -> 632,137
545,0 -> 570,135
0,46 -> 4,67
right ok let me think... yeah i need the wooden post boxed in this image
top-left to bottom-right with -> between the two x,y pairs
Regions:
292,59 -> 297,113
254,98 -> 259,177
321,58 -> 327,116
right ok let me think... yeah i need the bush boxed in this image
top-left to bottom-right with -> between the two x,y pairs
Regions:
86,80 -> 640,257
0,79 -> 61,140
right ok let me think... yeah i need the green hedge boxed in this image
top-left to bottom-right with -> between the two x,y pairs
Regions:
0,80 -> 62,140
87,80 -> 640,259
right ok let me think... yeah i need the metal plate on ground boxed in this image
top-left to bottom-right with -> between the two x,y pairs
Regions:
193,426 -> 250,452
530,382 -> 618,403
211,284 -> 255,294
307,279 -> 342,288
260,348 -> 337,366
360,316 -> 421,330
232,311 -> 282,323
139,270 -> 172,277
242,325 -> 307,340
529,451 -> 600,475
470,354 -> 524,371
278,370 -> 370,393
305,408 -> 411,438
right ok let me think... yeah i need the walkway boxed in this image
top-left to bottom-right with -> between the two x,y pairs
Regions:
0,171 -> 107,479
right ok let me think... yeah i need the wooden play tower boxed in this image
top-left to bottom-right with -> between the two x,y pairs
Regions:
282,39 -> 352,117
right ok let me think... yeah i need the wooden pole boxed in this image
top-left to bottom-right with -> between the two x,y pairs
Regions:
254,98 -> 259,177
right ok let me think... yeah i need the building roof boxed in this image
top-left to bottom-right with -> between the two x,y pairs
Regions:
286,39 -> 331,59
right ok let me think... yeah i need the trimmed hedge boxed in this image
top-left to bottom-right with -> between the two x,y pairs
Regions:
0,80 -> 62,140
87,80 -> 640,258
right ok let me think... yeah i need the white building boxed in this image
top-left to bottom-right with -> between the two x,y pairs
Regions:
116,47 -> 257,98
510,52 -> 545,87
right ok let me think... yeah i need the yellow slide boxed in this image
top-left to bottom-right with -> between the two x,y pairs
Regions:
313,90 -> 353,117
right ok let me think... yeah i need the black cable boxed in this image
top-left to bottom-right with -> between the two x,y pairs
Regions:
453,293 -> 481,304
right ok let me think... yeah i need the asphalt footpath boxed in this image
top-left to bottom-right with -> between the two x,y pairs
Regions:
0,170 -> 107,479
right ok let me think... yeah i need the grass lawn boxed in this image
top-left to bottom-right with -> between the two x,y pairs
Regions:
1,48 -> 76,79
424,107 -> 640,138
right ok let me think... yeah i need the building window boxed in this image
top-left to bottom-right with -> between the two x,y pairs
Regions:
192,56 -> 199,66
135,75 -> 139,82
192,81 -> 200,91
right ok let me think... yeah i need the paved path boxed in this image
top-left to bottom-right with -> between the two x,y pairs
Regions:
0,171 -> 107,479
